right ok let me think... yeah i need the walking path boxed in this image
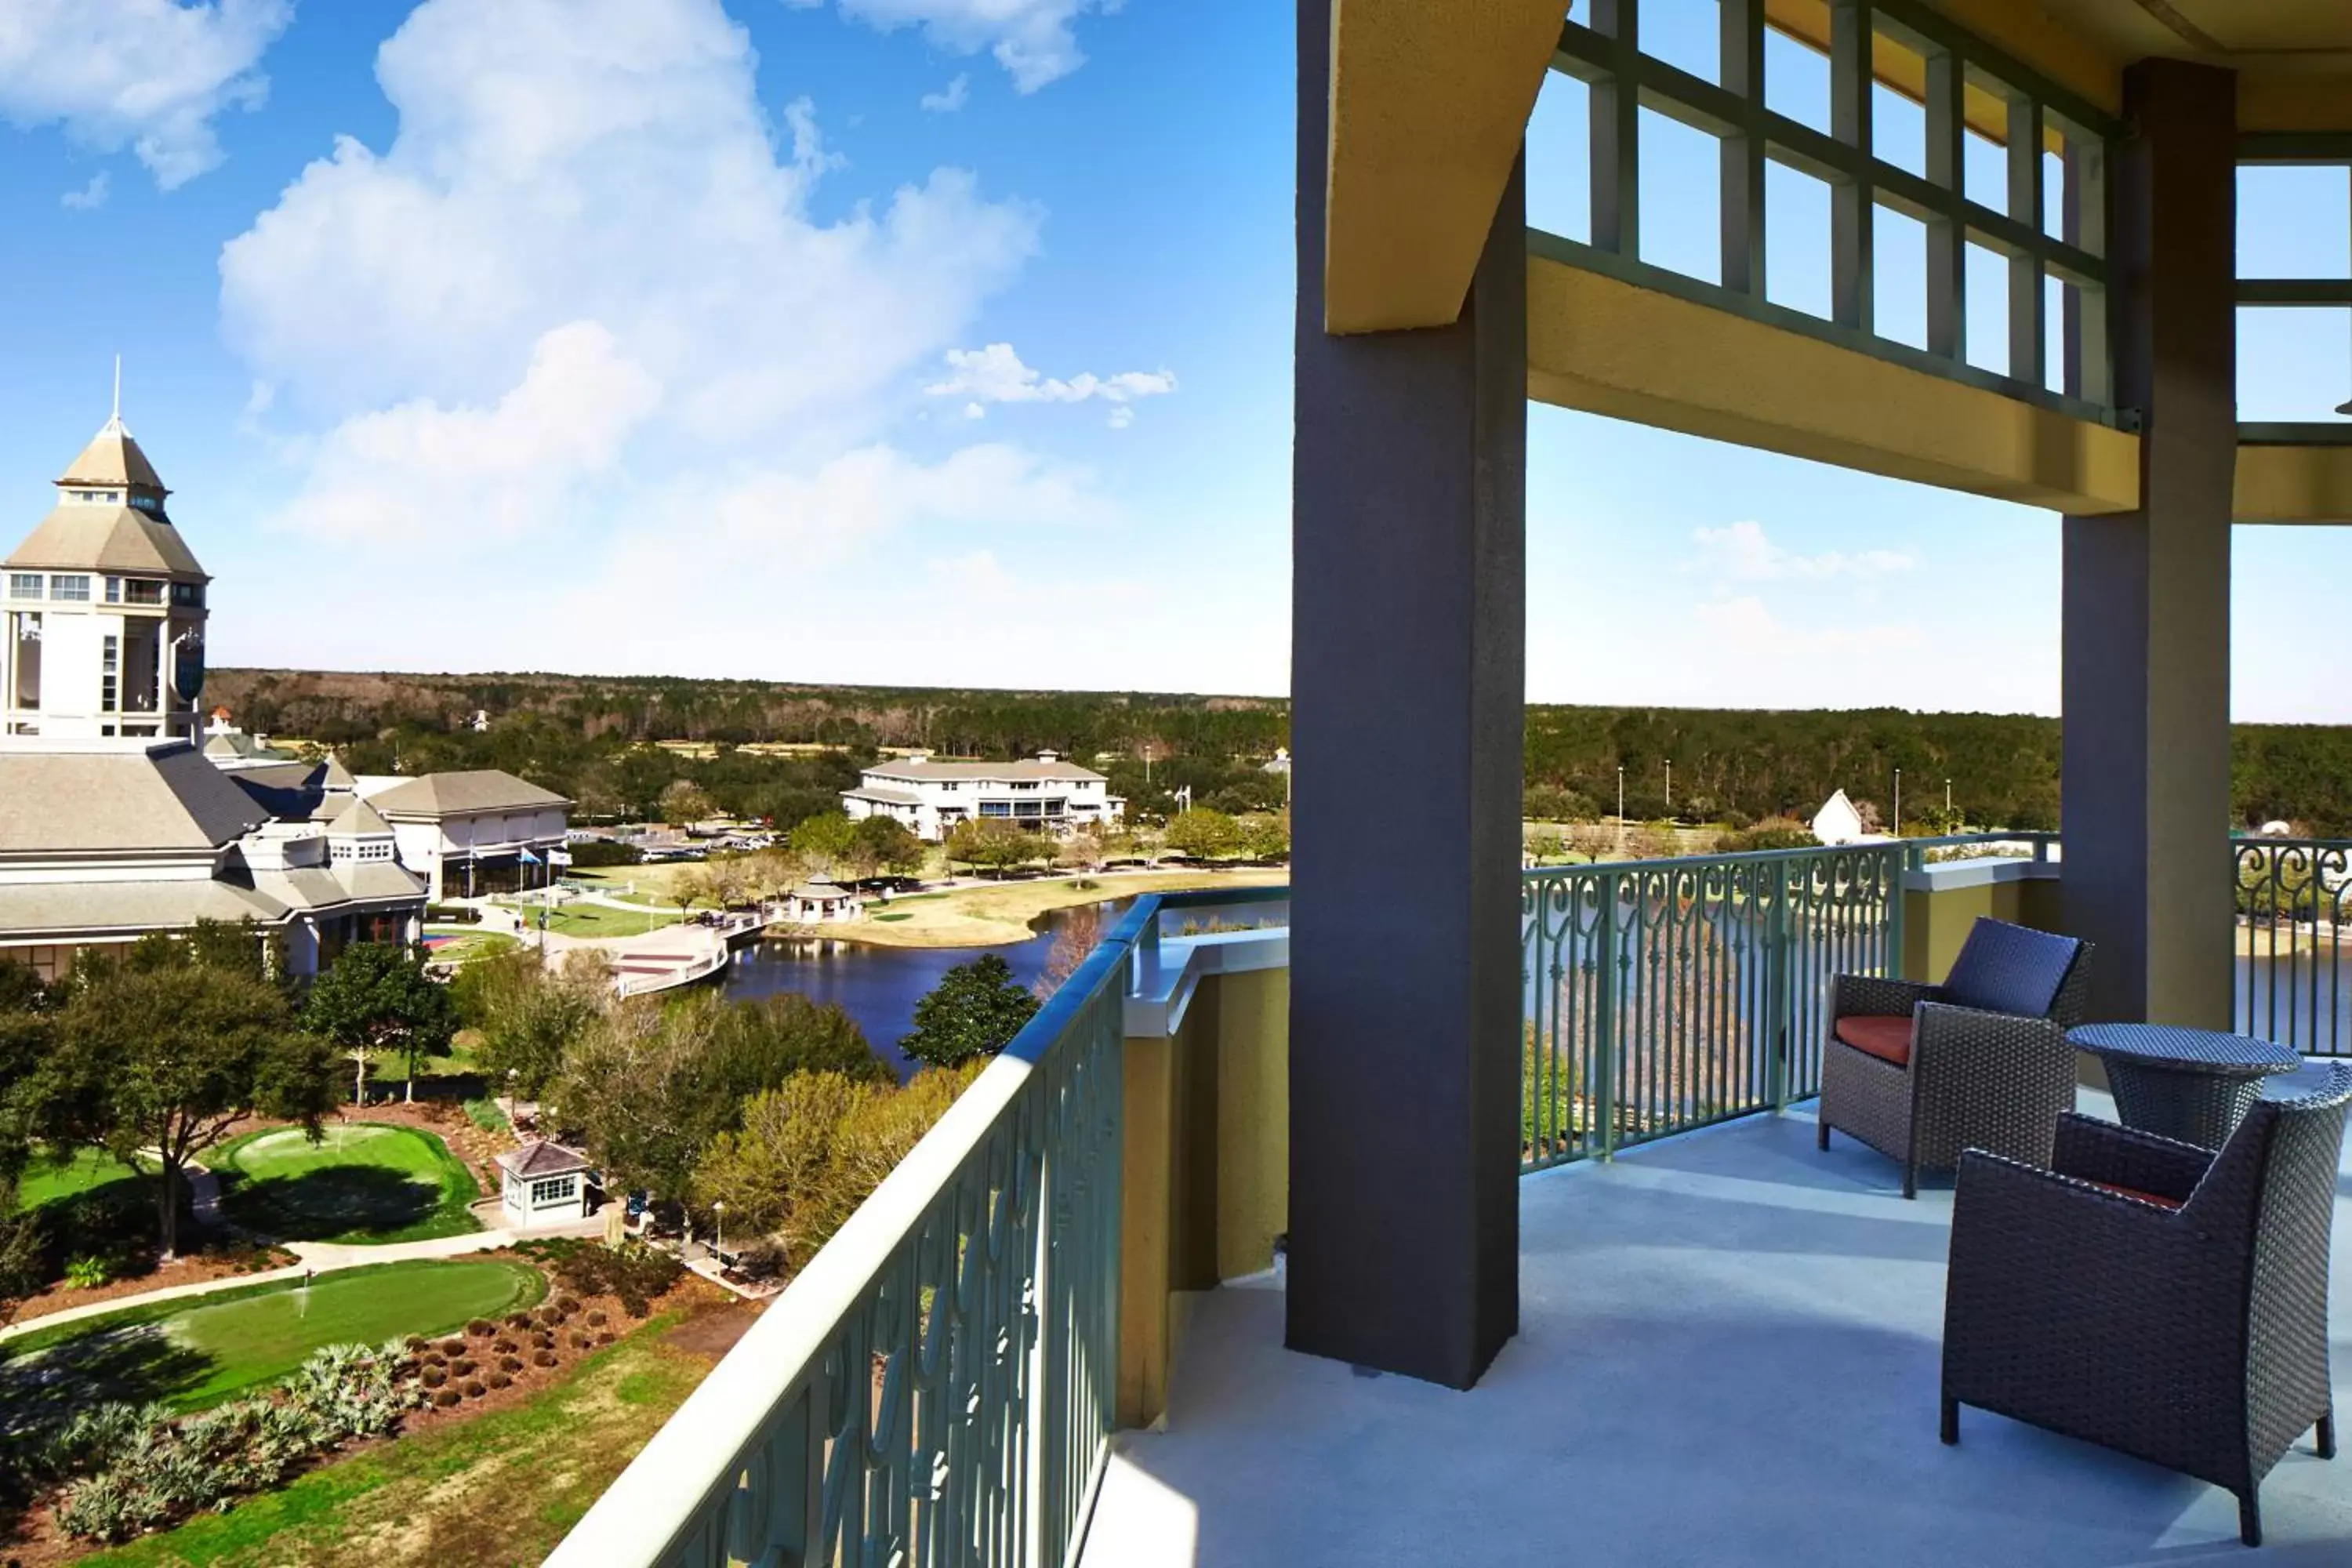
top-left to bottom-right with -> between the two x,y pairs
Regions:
0,1213 -> 608,1345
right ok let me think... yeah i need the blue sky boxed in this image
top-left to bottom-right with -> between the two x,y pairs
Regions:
1,2 -> 2348,720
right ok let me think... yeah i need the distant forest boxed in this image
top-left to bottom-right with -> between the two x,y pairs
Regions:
208,669 -> 2352,835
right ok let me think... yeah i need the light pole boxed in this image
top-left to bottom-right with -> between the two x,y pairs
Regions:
1945,778 -> 1953,822
1663,759 -> 1672,819
713,1200 -> 725,1265
1893,768 -> 1902,837
1616,765 -> 1625,852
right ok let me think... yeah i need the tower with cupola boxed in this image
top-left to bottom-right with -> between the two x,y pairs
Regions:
2,386 -> 209,739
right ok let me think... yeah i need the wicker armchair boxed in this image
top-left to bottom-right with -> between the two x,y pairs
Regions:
1817,917 -> 2090,1198
1940,1064 -> 2352,1548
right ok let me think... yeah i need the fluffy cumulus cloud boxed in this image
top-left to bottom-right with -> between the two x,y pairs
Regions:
60,171 -> 110,209
0,0 -> 291,188
1687,520 -> 1914,581
920,72 -> 970,112
791,0 -> 1117,93
926,343 -> 1175,424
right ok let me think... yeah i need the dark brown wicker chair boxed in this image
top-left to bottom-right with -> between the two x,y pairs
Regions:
1817,917 -> 2092,1197
1940,1063 -> 2350,1548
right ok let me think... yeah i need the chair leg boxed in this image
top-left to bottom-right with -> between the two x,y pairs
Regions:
1902,1160 -> 1918,1201
1817,1118 -> 1831,1152
2318,1409 -> 2337,1461
2238,1490 -> 2261,1548
1939,1396 -> 1958,1446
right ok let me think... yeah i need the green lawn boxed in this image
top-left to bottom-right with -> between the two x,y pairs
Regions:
0,1259 -> 546,1417
81,1308 -> 709,1568
214,1124 -> 481,1245
495,899 -> 681,939
421,927 -> 520,964
15,1147 -> 145,1210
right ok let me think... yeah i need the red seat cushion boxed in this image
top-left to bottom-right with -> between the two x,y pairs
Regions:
2082,1180 -> 2183,1210
1833,1014 -> 1915,1068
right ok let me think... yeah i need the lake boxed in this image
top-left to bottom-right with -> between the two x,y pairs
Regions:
721,898 -> 1132,1078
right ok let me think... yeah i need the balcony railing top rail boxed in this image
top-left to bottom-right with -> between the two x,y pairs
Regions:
548,884 -> 1283,1568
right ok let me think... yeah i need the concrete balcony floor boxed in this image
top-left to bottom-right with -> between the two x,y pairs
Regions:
1082,1081 -> 2352,1567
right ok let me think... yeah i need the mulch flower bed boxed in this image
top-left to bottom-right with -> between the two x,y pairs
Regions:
1,1258 -> 735,1567
10,1242 -> 299,1327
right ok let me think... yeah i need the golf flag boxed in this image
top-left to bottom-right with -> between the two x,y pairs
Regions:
518,848 -> 543,866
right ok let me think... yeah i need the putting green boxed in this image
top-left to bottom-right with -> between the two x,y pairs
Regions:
1,1260 -> 546,1413
14,1148 -> 145,1210
216,1123 -> 481,1245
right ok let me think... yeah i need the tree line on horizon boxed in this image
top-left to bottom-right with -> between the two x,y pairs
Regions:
208,668 -> 2352,836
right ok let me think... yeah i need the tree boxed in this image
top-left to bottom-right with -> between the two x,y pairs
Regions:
1526,827 -> 1568,866
690,1072 -> 877,1265
852,815 -> 926,880
945,818 -> 1029,879
51,960 -> 334,1258
451,946 -> 604,1099
1033,904 -> 1105,1000
659,779 -> 718,826
0,960 -> 51,1323
304,942 -> 459,1103
1054,827 -> 1107,875
789,812 -> 858,876
1162,807 -> 1241,862
1235,812 -> 1290,863
899,954 -> 1040,1069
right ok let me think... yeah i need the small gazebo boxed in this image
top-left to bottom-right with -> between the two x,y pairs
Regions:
779,874 -> 863,924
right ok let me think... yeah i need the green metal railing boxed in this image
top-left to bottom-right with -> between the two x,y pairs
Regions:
2234,836 -> 2352,1057
1519,834 -> 2053,1171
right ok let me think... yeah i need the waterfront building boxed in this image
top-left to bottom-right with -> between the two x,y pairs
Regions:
354,770 -> 573,902
840,750 -> 1124,841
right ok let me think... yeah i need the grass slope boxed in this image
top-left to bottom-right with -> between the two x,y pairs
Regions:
839,867 -> 1289,949
82,1308 -> 712,1568
14,1149 -> 143,1210
0,1260 -> 546,1416
214,1124 -> 481,1246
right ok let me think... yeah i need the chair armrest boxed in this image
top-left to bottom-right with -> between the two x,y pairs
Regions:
1949,1148 -> 2195,1301
1833,975 -> 1941,1019
1910,1002 -> 2074,1083
2050,1114 -> 2212,1205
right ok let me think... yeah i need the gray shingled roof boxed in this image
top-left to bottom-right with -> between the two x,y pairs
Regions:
56,422 -> 168,493
863,758 -> 1105,784
495,1140 -> 593,1178
366,770 -> 571,816
0,743 -> 269,852
844,785 -> 924,807
0,858 -> 423,938
324,797 -> 392,838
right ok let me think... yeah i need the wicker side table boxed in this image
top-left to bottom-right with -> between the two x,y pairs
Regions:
2067,1023 -> 2303,1148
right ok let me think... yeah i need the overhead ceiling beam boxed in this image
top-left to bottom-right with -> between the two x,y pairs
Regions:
1323,0 -> 1571,333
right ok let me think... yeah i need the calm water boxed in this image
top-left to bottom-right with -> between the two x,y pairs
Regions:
721,898 -> 1133,1078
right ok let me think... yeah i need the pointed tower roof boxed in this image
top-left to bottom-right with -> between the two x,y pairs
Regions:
56,414 -> 169,496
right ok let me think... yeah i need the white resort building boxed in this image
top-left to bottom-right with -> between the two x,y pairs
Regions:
841,750 -> 1124,841
354,770 -> 572,902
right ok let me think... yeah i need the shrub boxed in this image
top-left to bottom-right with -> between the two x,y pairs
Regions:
421,1349 -> 445,1367
586,1308 -> 608,1327
451,1358 -> 477,1378
440,1337 -> 466,1356
492,1337 -> 517,1355
405,1334 -> 428,1351
466,1318 -> 495,1338
532,1331 -> 554,1349
488,1371 -> 512,1390
499,1355 -> 524,1374
568,1332 -> 589,1349
421,1365 -> 448,1388
505,1312 -> 532,1329
556,1294 -> 582,1315
463,1380 -> 486,1399
534,1307 -> 560,1327
64,1254 -> 111,1290
596,1330 -> 615,1346
462,1096 -> 511,1133
435,1388 -> 461,1408
533,1350 -> 557,1367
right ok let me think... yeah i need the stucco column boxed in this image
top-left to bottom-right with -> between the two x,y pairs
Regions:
2060,60 -> 2236,1026
1287,0 -> 1525,1389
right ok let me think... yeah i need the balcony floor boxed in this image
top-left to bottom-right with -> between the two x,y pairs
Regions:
1083,1081 -> 2352,1566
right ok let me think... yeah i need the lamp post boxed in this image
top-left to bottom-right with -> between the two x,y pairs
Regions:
1663,760 -> 1672,819
1945,778 -> 1953,820
1616,765 -> 1625,852
1893,768 -> 1902,837
713,1200 -> 725,1266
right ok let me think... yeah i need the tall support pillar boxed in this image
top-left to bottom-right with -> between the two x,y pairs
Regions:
2061,60 -> 2236,1027
1287,0 -> 1524,1388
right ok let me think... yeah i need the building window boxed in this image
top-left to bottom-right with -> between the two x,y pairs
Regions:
8,574 -> 39,600
123,579 -> 164,605
103,577 -> 121,604
129,495 -> 159,514
1043,797 -> 1067,815
1009,781 -> 1039,791
49,575 -> 89,602
980,801 -> 1012,818
170,582 -> 203,607
101,635 -> 118,712
938,781 -> 960,792
529,1175 -> 576,1206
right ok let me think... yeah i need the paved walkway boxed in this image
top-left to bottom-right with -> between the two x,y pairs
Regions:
0,1214 -> 609,1344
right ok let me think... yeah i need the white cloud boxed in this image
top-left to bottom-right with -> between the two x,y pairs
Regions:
925,343 -> 1175,419
1688,519 -> 1915,581
818,0 -> 1116,93
920,72 -> 969,112
60,171 -> 109,209
222,0 -> 1041,549
0,0 -> 291,188
267,322 -> 662,547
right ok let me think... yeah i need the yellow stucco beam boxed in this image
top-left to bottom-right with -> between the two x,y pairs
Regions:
1526,252 -> 2141,514
1324,0 -> 1570,333
2234,444 -> 2352,524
